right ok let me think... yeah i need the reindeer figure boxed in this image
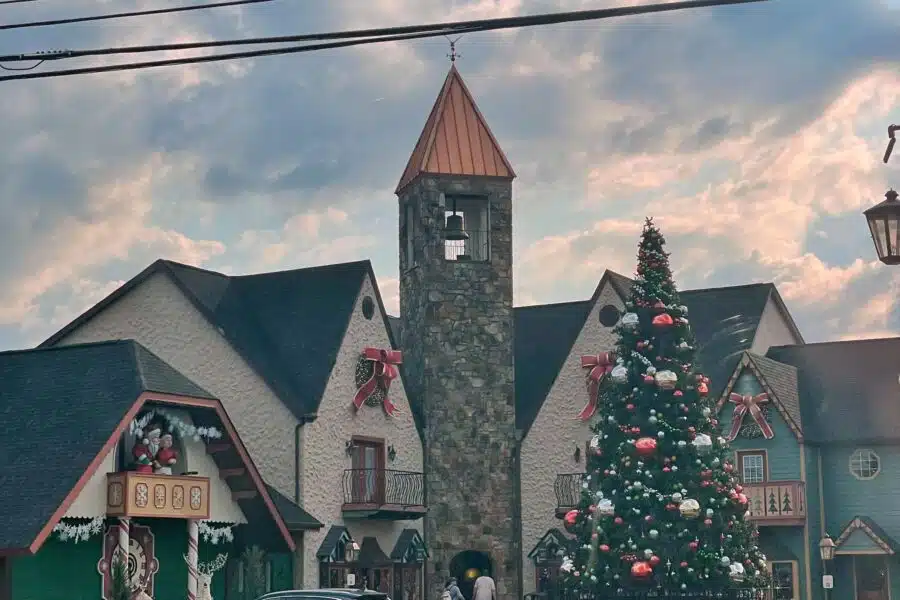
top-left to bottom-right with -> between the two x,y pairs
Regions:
184,553 -> 228,600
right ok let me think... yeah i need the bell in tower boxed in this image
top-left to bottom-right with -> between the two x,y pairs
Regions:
395,61 -> 520,600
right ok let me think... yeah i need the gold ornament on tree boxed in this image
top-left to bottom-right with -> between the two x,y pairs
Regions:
678,498 -> 701,519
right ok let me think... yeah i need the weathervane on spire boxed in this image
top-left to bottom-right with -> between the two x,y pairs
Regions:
446,35 -> 463,63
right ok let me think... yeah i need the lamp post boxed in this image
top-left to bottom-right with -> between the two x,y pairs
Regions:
866,125 -> 900,264
344,541 -> 361,589
819,534 -> 835,600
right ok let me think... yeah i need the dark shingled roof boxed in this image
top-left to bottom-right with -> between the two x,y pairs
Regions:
390,528 -> 427,561
766,337 -> 900,443
745,353 -> 802,433
316,525 -> 350,559
514,300 -> 593,433
0,340 -> 214,551
42,259 -> 399,424
265,484 -> 323,531
512,272 -> 796,435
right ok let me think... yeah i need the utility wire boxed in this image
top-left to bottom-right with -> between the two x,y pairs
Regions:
0,0 -> 274,30
0,0 -> 38,5
0,0 -> 770,82
0,27 -> 478,82
0,0 -> 768,64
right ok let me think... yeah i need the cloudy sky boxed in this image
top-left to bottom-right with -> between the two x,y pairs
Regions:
0,0 -> 898,350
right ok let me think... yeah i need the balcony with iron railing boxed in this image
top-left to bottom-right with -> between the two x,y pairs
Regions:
555,474 -> 805,526
554,473 -> 585,518
341,468 -> 426,520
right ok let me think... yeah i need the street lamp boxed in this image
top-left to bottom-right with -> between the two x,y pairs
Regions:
868,125 -> 900,264
864,190 -> 900,265
819,535 -> 835,600
343,540 -> 361,589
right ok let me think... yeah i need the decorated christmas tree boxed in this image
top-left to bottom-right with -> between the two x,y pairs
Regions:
560,219 -> 770,594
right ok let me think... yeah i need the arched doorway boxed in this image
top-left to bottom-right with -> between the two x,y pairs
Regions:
449,551 -> 492,600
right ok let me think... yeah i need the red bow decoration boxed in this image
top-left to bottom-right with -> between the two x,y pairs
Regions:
726,392 -> 774,441
353,347 -> 403,416
579,352 -> 616,421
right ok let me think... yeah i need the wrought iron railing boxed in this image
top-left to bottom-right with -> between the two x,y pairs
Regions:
554,473 -> 585,511
341,468 -> 425,507
443,229 -> 490,262
550,588 -> 772,600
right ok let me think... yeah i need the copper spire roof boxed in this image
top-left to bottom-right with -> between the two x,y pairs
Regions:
395,65 -> 515,194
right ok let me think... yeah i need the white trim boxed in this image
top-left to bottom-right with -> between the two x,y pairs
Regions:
849,449 -> 881,481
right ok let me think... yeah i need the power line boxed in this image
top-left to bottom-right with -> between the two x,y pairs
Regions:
0,0 -> 274,30
0,0 -> 38,5
0,0 -> 769,64
0,28 -> 474,82
0,0 -> 770,82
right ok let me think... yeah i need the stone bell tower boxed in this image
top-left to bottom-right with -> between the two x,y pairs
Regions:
396,64 -> 520,600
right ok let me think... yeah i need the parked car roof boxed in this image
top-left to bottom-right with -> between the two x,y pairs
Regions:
256,589 -> 390,600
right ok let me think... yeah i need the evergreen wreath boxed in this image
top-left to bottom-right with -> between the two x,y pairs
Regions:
355,354 -> 386,407
739,406 -> 772,439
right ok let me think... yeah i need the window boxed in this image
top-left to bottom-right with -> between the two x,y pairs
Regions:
444,195 -> 490,262
850,449 -> 881,480
768,561 -> 798,600
737,451 -> 767,484
402,201 -> 417,270
598,304 -> 621,327
361,296 -> 375,320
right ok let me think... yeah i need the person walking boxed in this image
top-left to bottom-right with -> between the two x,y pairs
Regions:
443,578 -> 465,600
472,575 -> 495,600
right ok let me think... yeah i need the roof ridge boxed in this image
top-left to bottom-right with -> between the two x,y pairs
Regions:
231,259 -> 373,279
514,299 -> 590,311
0,338 -> 130,357
160,259 -> 229,278
771,336 -> 900,349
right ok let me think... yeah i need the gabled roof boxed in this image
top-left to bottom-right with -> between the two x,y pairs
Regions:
41,259 -> 399,424
512,271 -> 784,435
527,528 -> 573,559
0,339 -> 295,554
715,351 -> 803,441
395,64 -> 515,194
834,516 -> 900,555
766,337 -> 900,444
515,300 -> 593,433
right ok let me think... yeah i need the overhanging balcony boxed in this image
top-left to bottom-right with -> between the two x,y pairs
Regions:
341,468 -> 426,520
744,481 -> 806,526
554,473 -> 584,518
106,472 -> 210,520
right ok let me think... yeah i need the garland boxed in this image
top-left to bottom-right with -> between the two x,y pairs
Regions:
130,408 -> 223,442
199,521 -> 235,545
53,516 -> 105,543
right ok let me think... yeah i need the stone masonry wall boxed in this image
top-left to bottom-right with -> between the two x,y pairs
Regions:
399,174 -> 520,600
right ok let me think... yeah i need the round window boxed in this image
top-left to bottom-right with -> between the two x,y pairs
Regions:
361,296 -> 375,320
598,304 -> 621,327
849,449 -> 881,480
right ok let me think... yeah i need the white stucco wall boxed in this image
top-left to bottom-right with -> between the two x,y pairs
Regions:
54,272 -> 299,505
519,282 -> 623,593
65,448 -> 117,519
300,273 -> 424,588
750,295 -> 803,352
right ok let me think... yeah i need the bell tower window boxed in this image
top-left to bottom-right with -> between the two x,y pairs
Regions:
402,200 -> 418,271
444,195 -> 489,262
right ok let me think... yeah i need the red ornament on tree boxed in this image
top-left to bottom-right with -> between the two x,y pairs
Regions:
564,510 -> 579,532
630,561 -> 653,579
635,437 -> 658,456
599,544 -> 610,553
649,556 -> 661,567
652,313 -> 674,328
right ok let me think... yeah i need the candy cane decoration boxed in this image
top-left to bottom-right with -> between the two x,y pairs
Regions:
186,520 -> 200,600
117,517 -> 130,563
